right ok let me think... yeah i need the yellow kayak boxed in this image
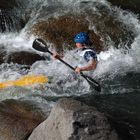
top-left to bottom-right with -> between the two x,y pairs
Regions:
0,75 -> 48,89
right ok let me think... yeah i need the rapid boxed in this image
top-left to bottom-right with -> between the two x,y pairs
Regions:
0,0 -> 140,139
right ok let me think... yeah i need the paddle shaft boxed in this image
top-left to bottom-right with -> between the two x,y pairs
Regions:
47,50 -> 76,71
33,38 -> 101,92
47,50 -> 99,85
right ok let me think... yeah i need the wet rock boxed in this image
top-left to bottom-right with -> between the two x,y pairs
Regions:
0,0 -> 17,10
31,15 -> 103,52
28,98 -> 120,140
5,51 -> 45,65
0,48 -> 45,65
0,99 -> 51,140
108,0 -> 140,14
84,2 -> 135,47
32,12 -> 134,52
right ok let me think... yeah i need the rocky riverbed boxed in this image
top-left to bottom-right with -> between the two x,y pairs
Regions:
0,98 -> 121,140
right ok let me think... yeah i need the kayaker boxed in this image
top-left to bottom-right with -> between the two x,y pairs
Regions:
53,32 -> 97,73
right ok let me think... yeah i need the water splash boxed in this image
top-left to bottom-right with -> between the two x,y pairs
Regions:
0,10 -> 14,32
0,0 -> 140,97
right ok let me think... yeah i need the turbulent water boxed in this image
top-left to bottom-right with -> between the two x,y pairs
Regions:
0,0 -> 140,139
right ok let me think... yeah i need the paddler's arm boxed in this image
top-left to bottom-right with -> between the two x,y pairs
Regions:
75,59 -> 97,73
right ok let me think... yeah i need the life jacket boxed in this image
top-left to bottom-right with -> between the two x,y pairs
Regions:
80,48 -> 97,62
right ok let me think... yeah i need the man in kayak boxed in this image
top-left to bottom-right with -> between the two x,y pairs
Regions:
53,32 -> 97,73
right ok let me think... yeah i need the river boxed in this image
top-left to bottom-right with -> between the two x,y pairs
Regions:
0,0 -> 140,139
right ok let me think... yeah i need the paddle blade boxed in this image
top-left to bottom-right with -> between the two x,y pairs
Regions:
86,76 -> 101,92
33,38 -> 48,52
80,73 -> 101,92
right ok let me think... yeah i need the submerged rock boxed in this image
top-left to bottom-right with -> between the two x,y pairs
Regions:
28,98 -> 120,140
0,48 -> 45,65
5,51 -> 45,65
0,99 -> 51,140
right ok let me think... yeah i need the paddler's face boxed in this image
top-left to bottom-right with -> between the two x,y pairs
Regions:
76,43 -> 83,48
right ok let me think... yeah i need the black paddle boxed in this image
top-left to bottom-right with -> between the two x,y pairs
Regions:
32,38 -> 101,92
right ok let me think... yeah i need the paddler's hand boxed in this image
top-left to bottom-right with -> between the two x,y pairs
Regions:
52,52 -> 60,59
75,67 -> 81,73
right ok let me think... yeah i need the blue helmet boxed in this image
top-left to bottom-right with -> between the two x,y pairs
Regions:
74,32 -> 89,44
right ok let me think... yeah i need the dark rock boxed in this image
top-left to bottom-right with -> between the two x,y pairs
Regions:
0,0 -> 17,10
0,99 -> 51,140
5,51 -> 45,65
28,98 -> 120,140
108,0 -> 140,14
31,15 -> 103,53
0,48 -> 45,65
31,13 -> 134,53
84,2 -> 135,48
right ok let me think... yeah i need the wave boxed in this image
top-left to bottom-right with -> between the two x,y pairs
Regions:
0,0 -> 139,96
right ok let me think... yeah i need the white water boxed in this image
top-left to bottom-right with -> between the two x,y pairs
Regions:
0,0 -> 140,99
